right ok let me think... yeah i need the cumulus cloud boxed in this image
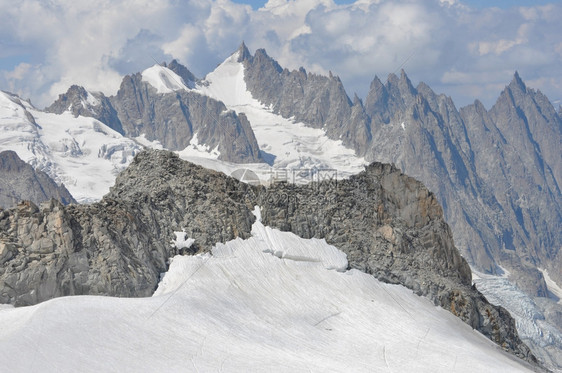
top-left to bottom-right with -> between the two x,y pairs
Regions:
0,0 -> 560,109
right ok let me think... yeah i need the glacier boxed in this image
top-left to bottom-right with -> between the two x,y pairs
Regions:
0,207 -> 535,372
0,91 -> 140,203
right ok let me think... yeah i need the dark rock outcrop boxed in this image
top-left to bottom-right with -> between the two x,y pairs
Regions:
0,151 -> 255,305
238,45 -> 561,299
0,149 -> 537,365
0,151 -> 76,209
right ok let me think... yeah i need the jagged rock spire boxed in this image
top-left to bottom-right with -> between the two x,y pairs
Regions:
509,71 -> 526,92
237,41 -> 252,62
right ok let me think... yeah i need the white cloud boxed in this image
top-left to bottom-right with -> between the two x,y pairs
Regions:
0,0 -> 560,109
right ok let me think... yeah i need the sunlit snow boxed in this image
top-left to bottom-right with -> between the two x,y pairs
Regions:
0,208 -> 534,372
540,268 -> 562,304
0,91 -> 140,203
195,51 -> 367,177
141,65 -> 190,94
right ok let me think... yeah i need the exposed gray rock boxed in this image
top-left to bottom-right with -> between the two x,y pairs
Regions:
0,149 -> 538,366
0,150 -> 76,209
46,85 -> 123,133
0,151 -> 256,306
47,65 -> 262,164
110,72 -> 261,163
239,45 -> 560,297
166,59 -> 197,87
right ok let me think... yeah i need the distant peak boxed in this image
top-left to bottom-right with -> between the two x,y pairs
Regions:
473,99 -> 486,111
509,71 -> 526,92
66,85 -> 88,98
0,150 -> 25,170
399,69 -> 416,93
167,59 -> 197,83
387,72 -> 399,86
237,41 -> 252,62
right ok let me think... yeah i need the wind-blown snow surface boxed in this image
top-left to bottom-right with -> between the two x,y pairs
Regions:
0,208 -> 534,372
0,91 -> 140,203
195,52 -> 367,177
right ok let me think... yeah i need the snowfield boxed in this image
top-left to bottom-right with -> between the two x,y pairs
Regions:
0,208 -> 534,372
141,65 -> 191,93
0,91 -> 140,203
195,51 -> 367,177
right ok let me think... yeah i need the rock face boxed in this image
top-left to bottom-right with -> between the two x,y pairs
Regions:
239,46 -> 561,298
464,73 -> 561,289
47,65 -> 262,164
240,43 -> 372,154
0,150 -> 537,365
0,150 -> 76,209
0,151 -> 255,306
111,73 -> 261,163
46,85 -> 123,133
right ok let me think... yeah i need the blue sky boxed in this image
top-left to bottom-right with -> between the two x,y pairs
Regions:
1,0 -> 560,108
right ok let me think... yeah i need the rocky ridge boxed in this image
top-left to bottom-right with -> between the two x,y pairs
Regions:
47,64 -> 262,164
0,150 -> 538,366
238,44 -> 561,296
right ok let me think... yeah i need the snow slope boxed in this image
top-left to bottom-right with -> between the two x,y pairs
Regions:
540,268 -> 562,304
0,91 -> 141,203
0,207 -> 534,372
141,65 -> 191,93
195,51 -> 367,176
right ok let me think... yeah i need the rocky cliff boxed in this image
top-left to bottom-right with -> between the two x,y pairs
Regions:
47,66 -> 262,164
0,150 -> 76,209
238,46 -> 561,299
0,150 -> 537,365
239,43 -> 372,155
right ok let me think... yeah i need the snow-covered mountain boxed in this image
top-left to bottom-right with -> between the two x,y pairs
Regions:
0,149 -> 539,369
0,42 -> 560,370
194,50 -> 366,175
0,208 -> 536,372
0,91 -> 140,203
190,45 -> 562,371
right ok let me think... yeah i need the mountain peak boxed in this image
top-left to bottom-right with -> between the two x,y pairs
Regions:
0,150 -> 25,172
46,84 -> 97,115
472,99 -> 487,112
509,71 -> 527,92
237,41 -> 252,62
387,72 -> 399,85
399,69 -> 416,95
370,75 -> 383,90
167,59 -> 197,86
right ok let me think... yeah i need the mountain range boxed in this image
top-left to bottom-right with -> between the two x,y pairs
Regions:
0,43 -> 560,371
